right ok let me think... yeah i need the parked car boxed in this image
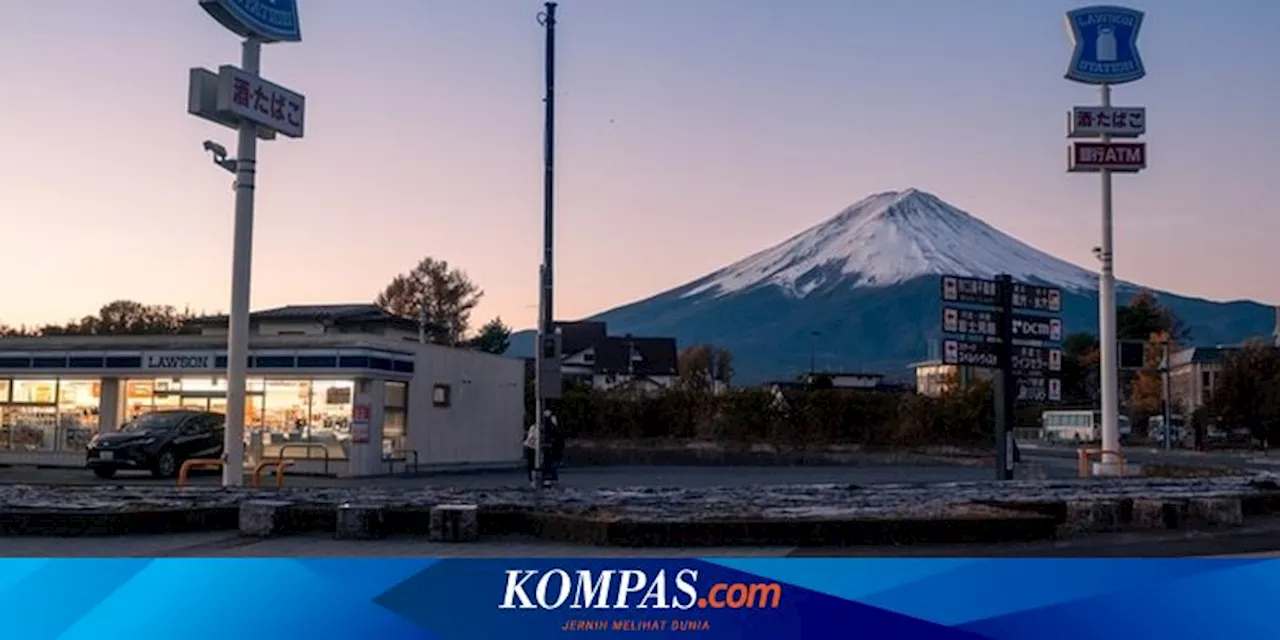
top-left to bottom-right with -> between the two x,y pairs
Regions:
86,410 -> 225,479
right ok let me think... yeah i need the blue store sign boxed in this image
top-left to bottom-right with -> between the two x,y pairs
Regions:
1065,5 -> 1145,85
200,0 -> 302,43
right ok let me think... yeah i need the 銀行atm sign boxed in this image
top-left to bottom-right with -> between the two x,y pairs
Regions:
1069,141 -> 1145,172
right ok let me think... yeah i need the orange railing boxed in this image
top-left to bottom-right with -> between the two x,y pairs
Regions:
1077,448 -> 1126,478
251,459 -> 295,489
177,458 -> 225,487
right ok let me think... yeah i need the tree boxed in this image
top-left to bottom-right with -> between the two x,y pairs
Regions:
39,301 -> 194,336
375,257 -> 482,346
1118,290 -> 1189,343
677,345 -> 734,392
1209,340 -> 1280,446
1061,332 -> 1099,403
468,317 -> 511,354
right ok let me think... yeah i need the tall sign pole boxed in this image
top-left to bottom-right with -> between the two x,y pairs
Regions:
192,0 -> 305,486
533,2 -> 561,490
941,275 -> 1064,480
1065,5 -> 1146,475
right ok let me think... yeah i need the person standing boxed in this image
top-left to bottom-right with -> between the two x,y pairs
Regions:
542,409 -> 561,487
523,421 -> 539,486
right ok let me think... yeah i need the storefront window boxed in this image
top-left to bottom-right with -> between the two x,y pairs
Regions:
11,380 -> 57,404
57,380 -> 99,452
0,379 -> 9,403
263,380 -> 310,433
384,381 -> 408,455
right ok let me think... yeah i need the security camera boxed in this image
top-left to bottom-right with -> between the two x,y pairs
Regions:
1091,246 -> 1103,261
202,140 -> 237,173
202,140 -> 227,160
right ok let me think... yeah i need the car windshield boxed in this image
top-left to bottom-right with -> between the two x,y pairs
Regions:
121,412 -> 186,432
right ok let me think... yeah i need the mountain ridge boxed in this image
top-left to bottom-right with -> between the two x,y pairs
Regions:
508,189 -> 1275,383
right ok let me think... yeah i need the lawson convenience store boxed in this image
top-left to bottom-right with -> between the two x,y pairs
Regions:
0,330 -> 524,477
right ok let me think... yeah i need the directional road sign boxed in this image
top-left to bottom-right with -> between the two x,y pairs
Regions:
941,276 -> 1063,313
942,340 -> 1061,373
943,308 -> 1062,342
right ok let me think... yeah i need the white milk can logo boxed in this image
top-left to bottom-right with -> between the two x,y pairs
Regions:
1064,5 -> 1145,85
200,0 -> 302,43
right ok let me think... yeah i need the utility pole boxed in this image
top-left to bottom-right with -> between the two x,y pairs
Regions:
532,2 -> 560,491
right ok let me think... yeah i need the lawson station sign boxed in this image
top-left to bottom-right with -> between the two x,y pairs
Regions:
200,0 -> 301,43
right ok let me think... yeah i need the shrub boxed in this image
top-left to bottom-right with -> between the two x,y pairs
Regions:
545,383 -> 993,448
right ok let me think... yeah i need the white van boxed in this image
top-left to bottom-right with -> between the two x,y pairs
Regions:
1042,410 -> 1132,443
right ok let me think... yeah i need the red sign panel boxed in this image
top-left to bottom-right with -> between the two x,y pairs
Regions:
1069,142 -> 1146,172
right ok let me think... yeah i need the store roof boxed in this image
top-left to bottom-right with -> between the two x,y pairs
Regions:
187,304 -> 429,332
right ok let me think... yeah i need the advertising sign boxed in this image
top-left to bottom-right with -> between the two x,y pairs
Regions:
943,309 -> 1063,343
1069,106 -> 1146,138
141,352 -> 216,369
942,340 -> 1000,368
941,276 -> 1001,307
1010,314 -> 1063,343
1009,345 -> 1063,375
200,0 -> 302,43
1017,376 -> 1063,402
1069,142 -> 1146,172
188,68 -> 277,140
351,402 -> 371,444
1064,5 -> 1145,85
216,65 -> 306,138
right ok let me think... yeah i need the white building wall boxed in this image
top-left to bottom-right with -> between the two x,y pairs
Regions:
407,344 -> 523,467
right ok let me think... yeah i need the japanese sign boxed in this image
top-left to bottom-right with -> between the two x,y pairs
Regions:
942,307 -> 1000,339
1009,345 -> 1063,375
200,0 -> 302,43
941,276 -> 1001,307
188,67 -> 277,140
1017,376 -> 1063,402
942,340 -> 1000,368
216,65 -> 306,138
1064,6 -> 1145,85
1069,142 -> 1145,172
1068,106 -> 1145,138
941,276 -> 1063,313
942,341 -> 1062,373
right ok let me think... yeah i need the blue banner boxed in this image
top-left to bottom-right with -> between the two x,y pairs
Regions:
2,557 -> 1275,639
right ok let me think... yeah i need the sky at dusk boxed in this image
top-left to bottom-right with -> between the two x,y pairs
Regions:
2,1 -> 1278,332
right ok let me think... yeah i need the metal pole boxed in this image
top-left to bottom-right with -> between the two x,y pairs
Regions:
222,37 -> 262,487
995,274 -> 1015,481
1161,340 -> 1172,451
1097,82 -> 1122,474
533,2 -> 557,490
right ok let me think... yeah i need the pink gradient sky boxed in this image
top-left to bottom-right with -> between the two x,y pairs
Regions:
3,1 -> 1279,332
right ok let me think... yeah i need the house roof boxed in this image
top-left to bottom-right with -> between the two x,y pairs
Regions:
593,336 -> 678,377
187,304 -> 427,333
554,321 -> 608,356
1170,346 -> 1239,368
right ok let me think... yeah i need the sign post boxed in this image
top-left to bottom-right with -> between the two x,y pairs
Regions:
192,0 -> 304,487
1064,5 -> 1146,476
941,275 -> 1063,480
532,2 -> 561,491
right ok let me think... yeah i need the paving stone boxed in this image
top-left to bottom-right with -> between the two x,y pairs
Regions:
1059,500 -> 1123,536
239,500 -> 294,537
1131,499 -> 1189,529
335,503 -> 388,540
429,504 -> 479,542
1189,496 -> 1244,527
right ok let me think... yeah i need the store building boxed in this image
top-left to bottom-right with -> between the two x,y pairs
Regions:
0,304 -> 524,476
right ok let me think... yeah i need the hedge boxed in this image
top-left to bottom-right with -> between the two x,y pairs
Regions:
529,383 -> 997,448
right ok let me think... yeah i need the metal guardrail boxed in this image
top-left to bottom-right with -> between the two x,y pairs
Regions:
251,459 -> 295,488
177,458 -> 225,487
1077,447 -> 1126,478
277,443 -> 331,474
383,448 -> 419,475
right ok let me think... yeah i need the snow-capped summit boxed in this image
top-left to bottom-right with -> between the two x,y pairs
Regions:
683,188 -> 1098,299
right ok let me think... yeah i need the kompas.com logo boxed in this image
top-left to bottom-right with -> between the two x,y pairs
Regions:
498,568 -> 782,610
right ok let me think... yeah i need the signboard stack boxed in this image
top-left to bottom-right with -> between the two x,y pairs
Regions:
1065,6 -> 1147,172
940,274 -> 1065,480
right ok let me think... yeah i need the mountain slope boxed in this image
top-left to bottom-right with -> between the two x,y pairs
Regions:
510,189 -> 1275,383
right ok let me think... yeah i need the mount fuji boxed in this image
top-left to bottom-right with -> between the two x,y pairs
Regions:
510,189 -> 1274,383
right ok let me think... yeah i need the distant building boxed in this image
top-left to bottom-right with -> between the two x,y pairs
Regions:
1168,346 -> 1239,413
908,360 -> 995,397
527,321 -> 679,394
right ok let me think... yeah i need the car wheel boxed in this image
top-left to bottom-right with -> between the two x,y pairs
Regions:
153,449 -> 178,479
93,467 -> 117,480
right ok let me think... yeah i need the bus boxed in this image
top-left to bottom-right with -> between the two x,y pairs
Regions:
1041,410 -> 1132,444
